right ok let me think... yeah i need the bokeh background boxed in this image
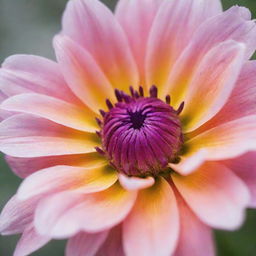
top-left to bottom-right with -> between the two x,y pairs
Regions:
0,0 -> 256,255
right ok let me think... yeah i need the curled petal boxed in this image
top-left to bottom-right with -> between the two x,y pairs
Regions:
169,149 -> 207,176
118,173 -> 155,191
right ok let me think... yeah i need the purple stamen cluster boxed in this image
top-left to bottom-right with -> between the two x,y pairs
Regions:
96,86 -> 184,177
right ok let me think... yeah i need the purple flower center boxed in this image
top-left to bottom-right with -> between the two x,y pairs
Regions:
96,86 -> 184,177
129,110 -> 146,130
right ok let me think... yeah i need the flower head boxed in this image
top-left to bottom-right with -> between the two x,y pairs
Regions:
0,0 -> 256,256
100,85 -> 184,176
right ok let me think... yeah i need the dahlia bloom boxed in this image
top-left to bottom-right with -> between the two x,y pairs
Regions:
0,0 -> 256,255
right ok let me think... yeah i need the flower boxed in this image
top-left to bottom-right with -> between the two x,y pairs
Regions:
0,0 -> 256,255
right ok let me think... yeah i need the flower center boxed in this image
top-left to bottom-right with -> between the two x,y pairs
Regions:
129,110 -> 146,130
96,86 -> 184,177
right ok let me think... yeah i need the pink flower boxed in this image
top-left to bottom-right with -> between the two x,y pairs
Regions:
0,0 -> 256,255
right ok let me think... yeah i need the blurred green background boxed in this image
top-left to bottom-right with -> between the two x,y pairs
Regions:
0,0 -> 256,255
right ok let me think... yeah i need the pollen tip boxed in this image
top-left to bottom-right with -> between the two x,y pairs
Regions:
95,117 -> 102,126
129,86 -> 135,97
95,147 -> 105,155
176,101 -> 185,115
99,109 -> 106,117
134,91 -> 140,98
106,99 -> 113,109
139,86 -> 144,96
123,94 -> 131,103
165,95 -> 171,104
149,85 -> 158,98
115,89 -> 122,102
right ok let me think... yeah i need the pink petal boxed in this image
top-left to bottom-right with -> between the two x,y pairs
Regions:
0,91 -> 12,120
0,195 -> 38,235
196,61 -> 256,132
54,35 -> 115,112
13,224 -> 50,256
163,6 -> 256,106
62,0 -> 139,91
169,149 -> 207,176
0,54 -> 79,104
118,173 -> 155,191
172,162 -> 250,230
96,225 -> 125,256
222,152 -> 256,208
6,152 -> 106,178
34,184 -> 137,238
146,0 -> 222,94
115,0 -> 163,85
17,164 -> 117,200
123,177 -> 179,256
186,115 -> 256,161
0,114 -> 99,157
66,231 -> 108,256
1,93 -> 98,133
174,194 -> 215,256
180,40 -> 245,132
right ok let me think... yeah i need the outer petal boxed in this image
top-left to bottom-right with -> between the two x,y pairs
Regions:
163,6 -> 256,106
123,177 -> 179,256
118,173 -> 155,191
35,184 -> 137,238
66,231 -> 108,256
0,195 -> 38,235
146,0 -> 222,94
96,225 -> 125,256
0,91 -> 12,120
62,0 -> 139,91
172,162 -> 250,230
174,194 -> 215,256
115,0 -> 163,85
0,55 -> 79,104
196,61 -> 256,132
0,114 -> 99,157
1,93 -> 98,133
180,40 -> 245,132
54,35 -> 115,112
17,164 -> 118,200
222,152 -> 256,208
186,115 -> 256,161
6,153 -> 106,178
13,225 -> 50,256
